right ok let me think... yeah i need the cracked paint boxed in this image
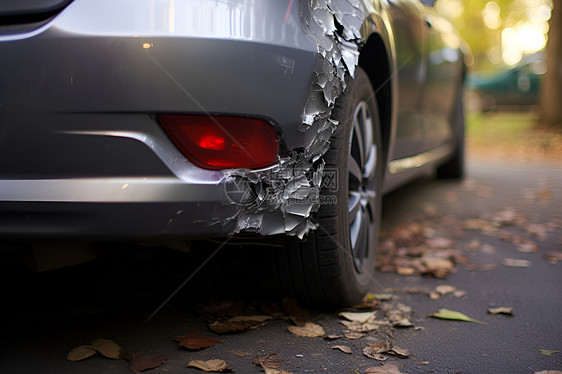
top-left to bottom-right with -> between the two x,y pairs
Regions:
229,0 -> 367,239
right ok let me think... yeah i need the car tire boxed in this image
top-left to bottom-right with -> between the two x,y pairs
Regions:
268,67 -> 382,306
437,87 -> 465,179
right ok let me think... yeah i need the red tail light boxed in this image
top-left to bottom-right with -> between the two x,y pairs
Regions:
158,115 -> 278,170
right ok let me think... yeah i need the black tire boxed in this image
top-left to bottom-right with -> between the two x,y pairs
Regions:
270,67 -> 383,306
437,87 -> 465,179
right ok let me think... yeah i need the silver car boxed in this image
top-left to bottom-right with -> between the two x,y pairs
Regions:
0,0 -> 467,305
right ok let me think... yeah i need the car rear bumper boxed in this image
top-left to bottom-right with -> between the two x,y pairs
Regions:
0,0 -> 324,239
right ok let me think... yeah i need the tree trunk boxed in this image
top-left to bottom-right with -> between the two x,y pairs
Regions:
540,0 -> 562,126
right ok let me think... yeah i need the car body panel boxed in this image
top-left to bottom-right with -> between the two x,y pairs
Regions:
0,0 -> 465,240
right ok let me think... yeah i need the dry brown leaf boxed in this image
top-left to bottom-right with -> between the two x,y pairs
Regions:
173,331 -> 222,350
464,218 -> 491,231
338,311 -> 376,323
435,285 -> 456,295
487,307 -> 514,316
363,346 -> 387,361
324,335 -> 343,340
187,359 -> 229,372
281,297 -> 308,325
543,252 -> 562,263
421,257 -> 454,278
90,338 -> 121,359
126,352 -> 168,372
429,291 -> 440,300
396,266 -> 416,275
67,345 -> 97,362
426,237 -> 453,248
253,353 -> 282,370
387,346 -> 410,358
331,345 -> 352,354
453,290 -> 467,298
467,239 -> 481,250
344,331 -> 365,340
287,322 -> 324,337
209,315 -> 272,334
481,244 -> 496,254
392,318 -> 414,327
340,320 -> 383,332
515,240 -> 539,253
365,364 -> 404,374
526,224 -> 548,240
503,258 -> 531,268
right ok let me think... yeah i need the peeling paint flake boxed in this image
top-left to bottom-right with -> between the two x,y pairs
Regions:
230,0 -> 366,237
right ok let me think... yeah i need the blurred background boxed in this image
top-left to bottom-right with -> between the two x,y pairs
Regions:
436,0 -> 561,162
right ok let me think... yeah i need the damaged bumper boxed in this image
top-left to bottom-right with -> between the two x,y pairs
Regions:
0,0 -> 369,239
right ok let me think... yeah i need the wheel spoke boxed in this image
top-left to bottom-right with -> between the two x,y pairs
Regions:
348,191 -> 361,220
363,144 -> 377,180
348,156 -> 362,185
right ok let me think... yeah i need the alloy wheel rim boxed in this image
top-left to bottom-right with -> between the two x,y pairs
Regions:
348,101 -> 378,271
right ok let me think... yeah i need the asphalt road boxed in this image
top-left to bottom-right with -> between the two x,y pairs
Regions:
1,158 -> 561,374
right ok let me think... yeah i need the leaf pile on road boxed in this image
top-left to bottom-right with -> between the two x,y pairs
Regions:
377,206 -> 562,277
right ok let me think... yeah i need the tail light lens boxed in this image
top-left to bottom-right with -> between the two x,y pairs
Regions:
158,115 -> 278,170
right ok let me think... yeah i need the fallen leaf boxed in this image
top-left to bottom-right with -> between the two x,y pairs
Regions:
453,290 -> 467,298
392,318 -> 414,327
435,285 -> 456,295
331,345 -> 352,354
481,244 -> 496,254
421,256 -> 454,278
90,338 -> 122,359
429,291 -> 440,300
126,352 -> 168,372
344,331 -> 365,340
287,322 -> 324,337
429,309 -> 486,325
67,345 -> 97,361
173,331 -> 222,350
387,346 -> 410,358
467,239 -> 481,250
340,320 -> 383,332
538,349 -> 560,356
543,252 -> 562,263
503,258 -> 531,268
364,364 -> 404,374
487,307 -> 514,316
281,297 -> 308,325
515,240 -> 539,253
187,359 -> 230,372
338,311 -> 376,323
534,371 -> 562,374
253,353 -> 282,370
363,346 -> 387,361
209,315 -> 272,334
324,335 -> 343,340
426,237 -> 453,248
526,224 -> 548,240
396,266 -> 417,275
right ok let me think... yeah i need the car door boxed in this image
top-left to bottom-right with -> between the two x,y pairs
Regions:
386,0 -> 429,160
417,5 -> 463,151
